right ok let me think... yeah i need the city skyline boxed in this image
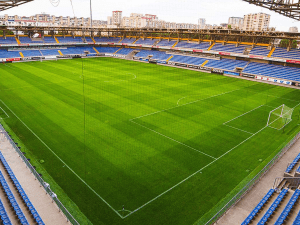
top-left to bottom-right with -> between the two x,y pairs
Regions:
1,0 -> 300,32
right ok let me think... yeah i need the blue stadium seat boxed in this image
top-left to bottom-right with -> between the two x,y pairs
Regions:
0,152 -> 44,224
257,189 -> 289,225
210,43 -> 246,54
43,37 -> 57,43
0,37 -> 17,44
273,47 -> 300,60
275,189 -> 300,225
120,38 -> 136,44
250,46 -> 270,56
135,38 -> 156,46
156,40 -> 176,47
242,189 -> 275,225
286,153 -> 300,173
117,48 -> 134,55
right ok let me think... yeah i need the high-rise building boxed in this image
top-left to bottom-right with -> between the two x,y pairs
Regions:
289,26 -> 298,33
198,18 -> 206,29
112,11 -> 122,26
228,17 -> 243,29
243,13 -> 270,31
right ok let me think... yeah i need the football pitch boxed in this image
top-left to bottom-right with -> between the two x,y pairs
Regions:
0,57 -> 299,225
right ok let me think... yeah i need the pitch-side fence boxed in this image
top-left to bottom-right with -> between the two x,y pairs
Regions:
204,131 -> 300,225
0,124 -> 79,225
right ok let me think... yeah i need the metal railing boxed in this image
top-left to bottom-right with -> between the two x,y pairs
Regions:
0,124 -> 79,225
204,131 -> 300,225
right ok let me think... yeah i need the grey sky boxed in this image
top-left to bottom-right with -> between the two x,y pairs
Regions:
2,0 -> 300,31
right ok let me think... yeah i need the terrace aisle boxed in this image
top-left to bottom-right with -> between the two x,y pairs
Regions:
217,138 -> 300,225
0,134 -> 70,225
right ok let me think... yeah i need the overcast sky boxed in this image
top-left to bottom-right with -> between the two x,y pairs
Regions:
2,0 -> 300,31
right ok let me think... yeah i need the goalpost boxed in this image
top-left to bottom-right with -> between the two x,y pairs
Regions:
267,104 -> 294,130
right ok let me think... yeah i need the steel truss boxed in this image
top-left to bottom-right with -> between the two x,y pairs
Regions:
242,0 -> 300,20
0,0 -> 33,12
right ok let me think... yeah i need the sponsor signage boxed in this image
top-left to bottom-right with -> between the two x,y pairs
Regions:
6,58 -> 20,62
242,74 -> 255,78
168,62 -> 175,66
224,71 -> 239,76
199,67 -> 211,71
175,63 -> 187,67
249,55 -> 264,59
255,76 -> 292,85
219,52 -> 231,56
188,65 -> 199,69
212,69 -> 223,74
286,60 -> 300,64
193,49 -> 203,53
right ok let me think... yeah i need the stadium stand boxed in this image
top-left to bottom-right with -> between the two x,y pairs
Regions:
0,170 -> 29,224
249,46 -> 270,56
169,55 -> 208,65
135,50 -> 171,61
210,43 -> 246,54
0,198 -> 12,225
0,37 -> 17,45
205,58 -> 248,71
43,36 -> 57,43
94,37 -> 121,43
0,152 -> 44,224
120,38 -> 136,44
156,39 -> 177,47
116,48 -> 134,55
175,41 -> 211,50
242,189 -> 275,225
243,62 -> 300,82
85,37 -> 94,43
272,47 -> 300,60
294,211 -> 300,224
94,47 -> 120,53
274,189 -> 300,224
40,49 -> 61,56
286,153 -> 300,173
0,50 -> 20,58
19,37 -> 43,44
56,36 -> 83,43
21,50 -> 42,57
257,188 -> 289,224
134,38 -> 156,46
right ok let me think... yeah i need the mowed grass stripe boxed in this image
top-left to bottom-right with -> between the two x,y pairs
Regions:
0,58 -> 299,225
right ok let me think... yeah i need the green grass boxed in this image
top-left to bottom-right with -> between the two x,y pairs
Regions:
0,57 -> 299,225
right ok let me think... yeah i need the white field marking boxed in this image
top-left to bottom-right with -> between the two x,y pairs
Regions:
130,120 -> 216,160
117,209 -> 132,213
223,105 -> 265,126
104,73 -> 136,83
0,106 -> 9,119
223,124 -> 254,135
0,99 -> 125,219
123,122 -> 270,219
176,89 -> 241,106
132,88 -> 241,121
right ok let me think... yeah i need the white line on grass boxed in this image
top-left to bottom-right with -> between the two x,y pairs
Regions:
132,88 -> 241,121
223,124 -> 254,135
0,106 -> 9,120
223,105 -> 265,125
124,123 -> 270,219
0,99 -> 125,219
130,120 -> 216,160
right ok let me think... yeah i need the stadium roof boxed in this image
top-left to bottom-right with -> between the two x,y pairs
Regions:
241,0 -> 300,20
0,0 -> 33,12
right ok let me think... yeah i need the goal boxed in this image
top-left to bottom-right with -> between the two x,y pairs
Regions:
267,104 -> 294,130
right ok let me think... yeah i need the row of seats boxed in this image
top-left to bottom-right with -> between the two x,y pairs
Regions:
243,62 -> 300,82
0,152 -> 44,224
205,58 -> 248,71
3,36 -> 300,61
135,38 -> 156,46
286,153 -> 300,173
257,188 -> 289,224
210,43 -> 246,54
0,49 -> 20,58
169,55 -> 207,66
242,189 -> 275,225
135,50 -> 170,61
275,189 -> 300,225
116,48 -> 134,55
0,170 -> 28,224
0,198 -> 12,225
293,210 -> 300,224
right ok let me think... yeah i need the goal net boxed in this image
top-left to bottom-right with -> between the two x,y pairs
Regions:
267,104 -> 294,130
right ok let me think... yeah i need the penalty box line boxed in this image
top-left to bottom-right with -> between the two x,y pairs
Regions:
124,122 -> 269,219
0,99 -> 125,219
